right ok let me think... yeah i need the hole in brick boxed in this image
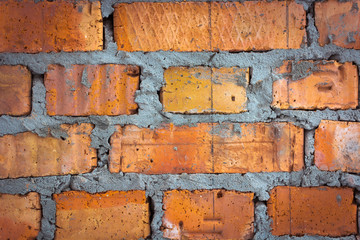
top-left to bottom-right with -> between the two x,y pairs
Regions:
217,191 -> 223,198
231,96 -> 236,101
179,220 -> 184,229
328,54 -> 341,61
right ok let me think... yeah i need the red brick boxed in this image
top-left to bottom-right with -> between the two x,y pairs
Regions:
0,123 -> 97,178
109,122 -> 303,174
268,186 -> 357,236
161,67 -> 249,113
0,192 -> 41,239
211,1 -> 306,51
272,61 -> 358,110
315,120 -> 360,173
45,64 -> 139,116
0,65 -> 32,116
113,1 -> 306,52
54,190 -> 150,239
114,2 -> 210,52
162,190 -> 254,239
316,0 -> 360,49
0,0 -> 102,53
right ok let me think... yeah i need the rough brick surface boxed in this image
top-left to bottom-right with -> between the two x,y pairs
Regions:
268,186 -> 357,236
54,190 -> 150,239
0,0 -> 103,53
211,1 -> 306,51
114,1 -> 306,52
0,65 -> 32,116
162,67 -> 249,113
162,190 -> 254,239
315,120 -> 360,173
45,64 -> 139,116
316,0 -> 360,49
114,2 -> 210,52
0,123 -> 97,178
272,61 -> 358,110
109,122 -> 303,174
0,192 -> 41,239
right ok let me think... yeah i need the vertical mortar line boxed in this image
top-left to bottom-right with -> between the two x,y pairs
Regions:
212,191 -> 215,232
289,187 -> 292,235
210,68 -> 214,173
286,0 -> 289,49
288,123 -> 292,172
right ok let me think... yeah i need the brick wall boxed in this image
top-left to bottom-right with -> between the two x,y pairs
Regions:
0,0 -> 359,239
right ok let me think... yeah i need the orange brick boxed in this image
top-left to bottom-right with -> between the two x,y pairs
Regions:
0,65 -> 31,116
54,190 -> 150,239
113,1 -> 306,52
114,2 -> 210,52
45,64 -> 139,116
162,190 -> 254,239
272,61 -> 358,110
0,123 -> 97,178
211,1 -> 306,51
316,0 -> 360,49
0,0 -> 102,53
109,122 -> 303,174
268,187 -> 357,236
161,67 -> 249,113
0,192 -> 41,239
315,120 -> 360,173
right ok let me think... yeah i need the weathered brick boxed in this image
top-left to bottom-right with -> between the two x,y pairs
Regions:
162,190 -> 254,239
316,0 -> 360,49
114,2 -> 210,52
45,64 -> 139,116
54,190 -> 150,239
0,192 -> 41,239
114,1 -> 306,52
0,0 -> 102,53
272,61 -> 358,110
109,122 -> 303,174
0,65 -> 32,116
0,123 -> 97,178
161,67 -> 249,113
211,1 -> 306,51
268,186 -> 357,236
315,120 -> 360,173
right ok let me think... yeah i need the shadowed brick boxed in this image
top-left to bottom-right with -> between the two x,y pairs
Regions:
162,190 -> 254,239
45,64 -> 139,116
268,186 -> 357,236
109,122 -> 303,174
54,190 -> 150,239
0,192 -> 41,239
315,120 -> 360,173
0,0 -> 103,53
0,65 -> 32,116
0,123 -> 97,178
316,0 -> 360,49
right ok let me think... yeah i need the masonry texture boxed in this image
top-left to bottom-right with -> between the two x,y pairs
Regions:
0,0 -> 360,239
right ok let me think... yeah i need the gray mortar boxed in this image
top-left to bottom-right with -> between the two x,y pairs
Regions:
0,0 -> 360,239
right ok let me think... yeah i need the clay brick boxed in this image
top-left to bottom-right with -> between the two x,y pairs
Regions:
45,64 -> 139,116
272,61 -> 358,110
0,0 -> 102,53
268,186 -> 357,236
0,192 -> 41,239
113,1 -> 306,52
0,65 -> 32,116
114,2 -> 210,52
316,0 -> 360,49
161,67 -> 249,113
0,123 -> 96,178
211,1 -> 306,51
315,120 -> 360,173
162,190 -> 254,239
54,190 -> 150,239
109,122 -> 303,174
